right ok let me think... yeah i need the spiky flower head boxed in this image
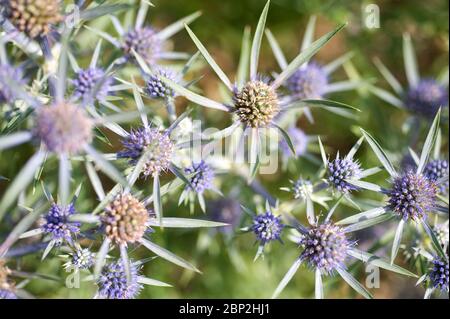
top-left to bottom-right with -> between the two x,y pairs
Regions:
3,0 -> 63,38
234,81 -> 280,128
387,172 -> 438,221
68,248 -> 95,270
40,203 -> 80,244
0,261 -> 16,299
404,79 -> 448,118
0,64 -> 26,105
252,211 -> 284,245
292,178 -> 313,201
429,256 -> 449,292
286,62 -> 328,99
146,67 -> 179,99
97,260 -> 141,299
101,194 -> 149,245
300,222 -> 351,273
122,27 -> 163,66
34,102 -> 94,155
184,160 -> 215,194
117,127 -> 174,178
72,67 -> 113,102
327,157 -> 362,193
280,127 -> 309,158
424,159 -> 449,194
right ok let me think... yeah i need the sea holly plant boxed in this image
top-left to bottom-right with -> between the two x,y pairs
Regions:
266,15 -> 360,124
272,199 -> 417,299
86,0 -> 201,67
370,33 -> 448,120
132,0 -> 358,180
339,110 -> 448,263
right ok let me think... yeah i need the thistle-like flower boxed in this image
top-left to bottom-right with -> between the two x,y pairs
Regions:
122,27 -> 162,66
404,79 -> 448,118
2,0 -> 63,38
0,64 -> 25,105
300,222 -> 352,273
424,159 -> 449,194
327,157 -> 362,194
117,127 -> 174,178
97,260 -> 142,299
252,211 -> 284,245
371,34 -> 448,119
34,102 -> 94,155
429,256 -> 449,293
65,248 -> 95,270
145,67 -> 180,99
101,193 -> 150,245
184,160 -> 215,195
387,172 -> 438,221
292,178 -> 313,201
40,202 -> 80,244
72,67 -> 113,103
286,62 -> 329,100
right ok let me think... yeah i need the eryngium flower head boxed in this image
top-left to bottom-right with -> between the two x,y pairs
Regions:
146,67 -> 179,99
0,64 -> 25,104
387,172 -> 438,221
292,178 -> 313,201
252,212 -> 284,244
286,62 -> 328,99
424,159 -> 449,194
41,203 -> 80,243
234,81 -> 280,128
34,103 -> 94,155
122,27 -> 162,65
117,128 -> 174,177
72,67 -> 112,102
300,222 -> 351,273
3,0 -> 63,38
101,194 -> 149,245
69,248 -> 95,270
185,160 -> 215,194
404,79 -> 448,118
327,157 -> 362,193
280,127 -> 309,158
429,256 -> 449,292
97,260 -> 141,299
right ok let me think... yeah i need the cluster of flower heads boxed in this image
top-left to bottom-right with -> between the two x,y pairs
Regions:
0,0 -> 448,300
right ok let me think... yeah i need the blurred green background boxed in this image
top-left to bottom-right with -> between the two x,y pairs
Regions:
1,0 -> 448,298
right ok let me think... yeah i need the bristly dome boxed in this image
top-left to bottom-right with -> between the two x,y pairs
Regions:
429,256 -> 449,292
280,127 -> 309,158
327,157 -> 362,193
252,211 -> 284,245
40,203 -> 80,244
34,102 -> 94,155
286,62 -> 328,99
292,178 -> 313,201
300,222 -> 351,274
117,127 -> 174,178
101,194 -> 149,245
72,67 -> 113,102
4,0 -> 63,38
387,172 -> 438,221
184,160 -> 215,194
404,79 -> 448,118
122,27 -> 163,66
234,81 -> 280,128
146,67 -> 179,99
69,248 -> 95,270
97,260 -> 141,299
0,64 -> 26,105
424,159 -> 449,194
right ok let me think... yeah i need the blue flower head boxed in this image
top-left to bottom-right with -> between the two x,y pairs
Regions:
424,159 -> 449,194
252,212 -> 284,245
404,79 -> 448,118
70,248 -> 95,270
286,62 -> 328,99
327,157 -> 362,193
0,64 -> 26,105
122,27 -> 163,65
97,260 -> 142,299
185,160 -> 215,194
146,67 -> 180,99
300,222 -> 352,274
41,203 -> 80,244
429,256 -> 449,293
72,67 -> 113,102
